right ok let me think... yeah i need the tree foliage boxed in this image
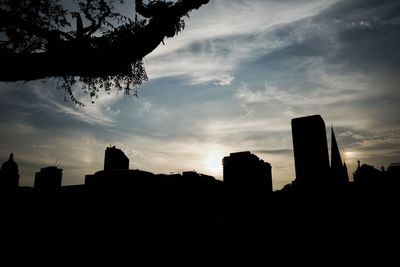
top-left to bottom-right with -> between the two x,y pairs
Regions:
0,0 -> 209,104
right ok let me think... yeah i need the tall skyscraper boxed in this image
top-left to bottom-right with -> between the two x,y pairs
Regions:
223,151 -> 272,193
104,146 -> 129,170
291,115 -> 330,184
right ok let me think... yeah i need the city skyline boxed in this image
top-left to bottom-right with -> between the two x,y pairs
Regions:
0,0 -> 399,189
1,114 -> 394,191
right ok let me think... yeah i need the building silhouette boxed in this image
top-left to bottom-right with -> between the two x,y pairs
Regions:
0,153 -> 20,190
387,163 -> 400,178
85,169 -> 155,190
34,166 -> 63,192
330,127 -> 349,185
223,151 -> 272,193
352,160 -> 385,190
86,146 -> 156,190
104,146 -> 129,170
182,171 -> 216,183
291,115 -> 330,185
352,161 -> 400,187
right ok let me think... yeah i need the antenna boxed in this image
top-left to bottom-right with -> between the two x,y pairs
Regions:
55,156 -> 61,168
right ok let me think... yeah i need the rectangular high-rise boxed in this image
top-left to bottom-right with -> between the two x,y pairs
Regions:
291,115 -> 330,184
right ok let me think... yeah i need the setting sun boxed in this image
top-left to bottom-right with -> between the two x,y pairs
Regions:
344,151 -> 358,161
204,150 -> 225,175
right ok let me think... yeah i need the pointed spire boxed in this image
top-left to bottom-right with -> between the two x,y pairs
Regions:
331,126 -> 343,170
343,161 -> 349,183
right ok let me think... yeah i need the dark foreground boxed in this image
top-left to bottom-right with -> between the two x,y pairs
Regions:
1,185 -> 399,265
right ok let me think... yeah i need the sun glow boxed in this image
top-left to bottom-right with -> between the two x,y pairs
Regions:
204,150 -> 225,176
344,151 -> 358,161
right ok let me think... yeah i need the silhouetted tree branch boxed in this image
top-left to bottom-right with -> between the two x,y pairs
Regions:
0,0 -> 209,104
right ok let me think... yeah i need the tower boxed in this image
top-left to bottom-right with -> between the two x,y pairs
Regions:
291,115 -> 330,185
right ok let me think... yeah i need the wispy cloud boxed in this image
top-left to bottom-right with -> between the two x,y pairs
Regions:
32,82 -> 122,126
145,0 -> 338,84
0,80 -> 123,126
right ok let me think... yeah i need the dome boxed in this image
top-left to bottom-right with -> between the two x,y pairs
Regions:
1,153 -> 19,176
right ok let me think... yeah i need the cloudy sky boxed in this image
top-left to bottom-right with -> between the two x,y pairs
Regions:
1,0 -> 399,190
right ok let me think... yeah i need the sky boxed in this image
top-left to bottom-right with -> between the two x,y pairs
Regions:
0,0 -> 399,190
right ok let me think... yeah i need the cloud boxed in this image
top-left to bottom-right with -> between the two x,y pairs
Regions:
317,0 -> 400,74
235,82 -> 310,105
0,80 -> 123,127
253,149 -> 293,155
145,0 -> 339,85
214,75 -> 234,86
134,100 -> 170,118
232,0 -> 400,132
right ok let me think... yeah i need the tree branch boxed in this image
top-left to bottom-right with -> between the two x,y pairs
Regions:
135,0 -> 152,18
172,0 -> 210,17
80,0 -> 112,37
0,9 -> 73,41
0,0 -> 211,82
81,0 -> 98,35
89,3 -> 111,36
